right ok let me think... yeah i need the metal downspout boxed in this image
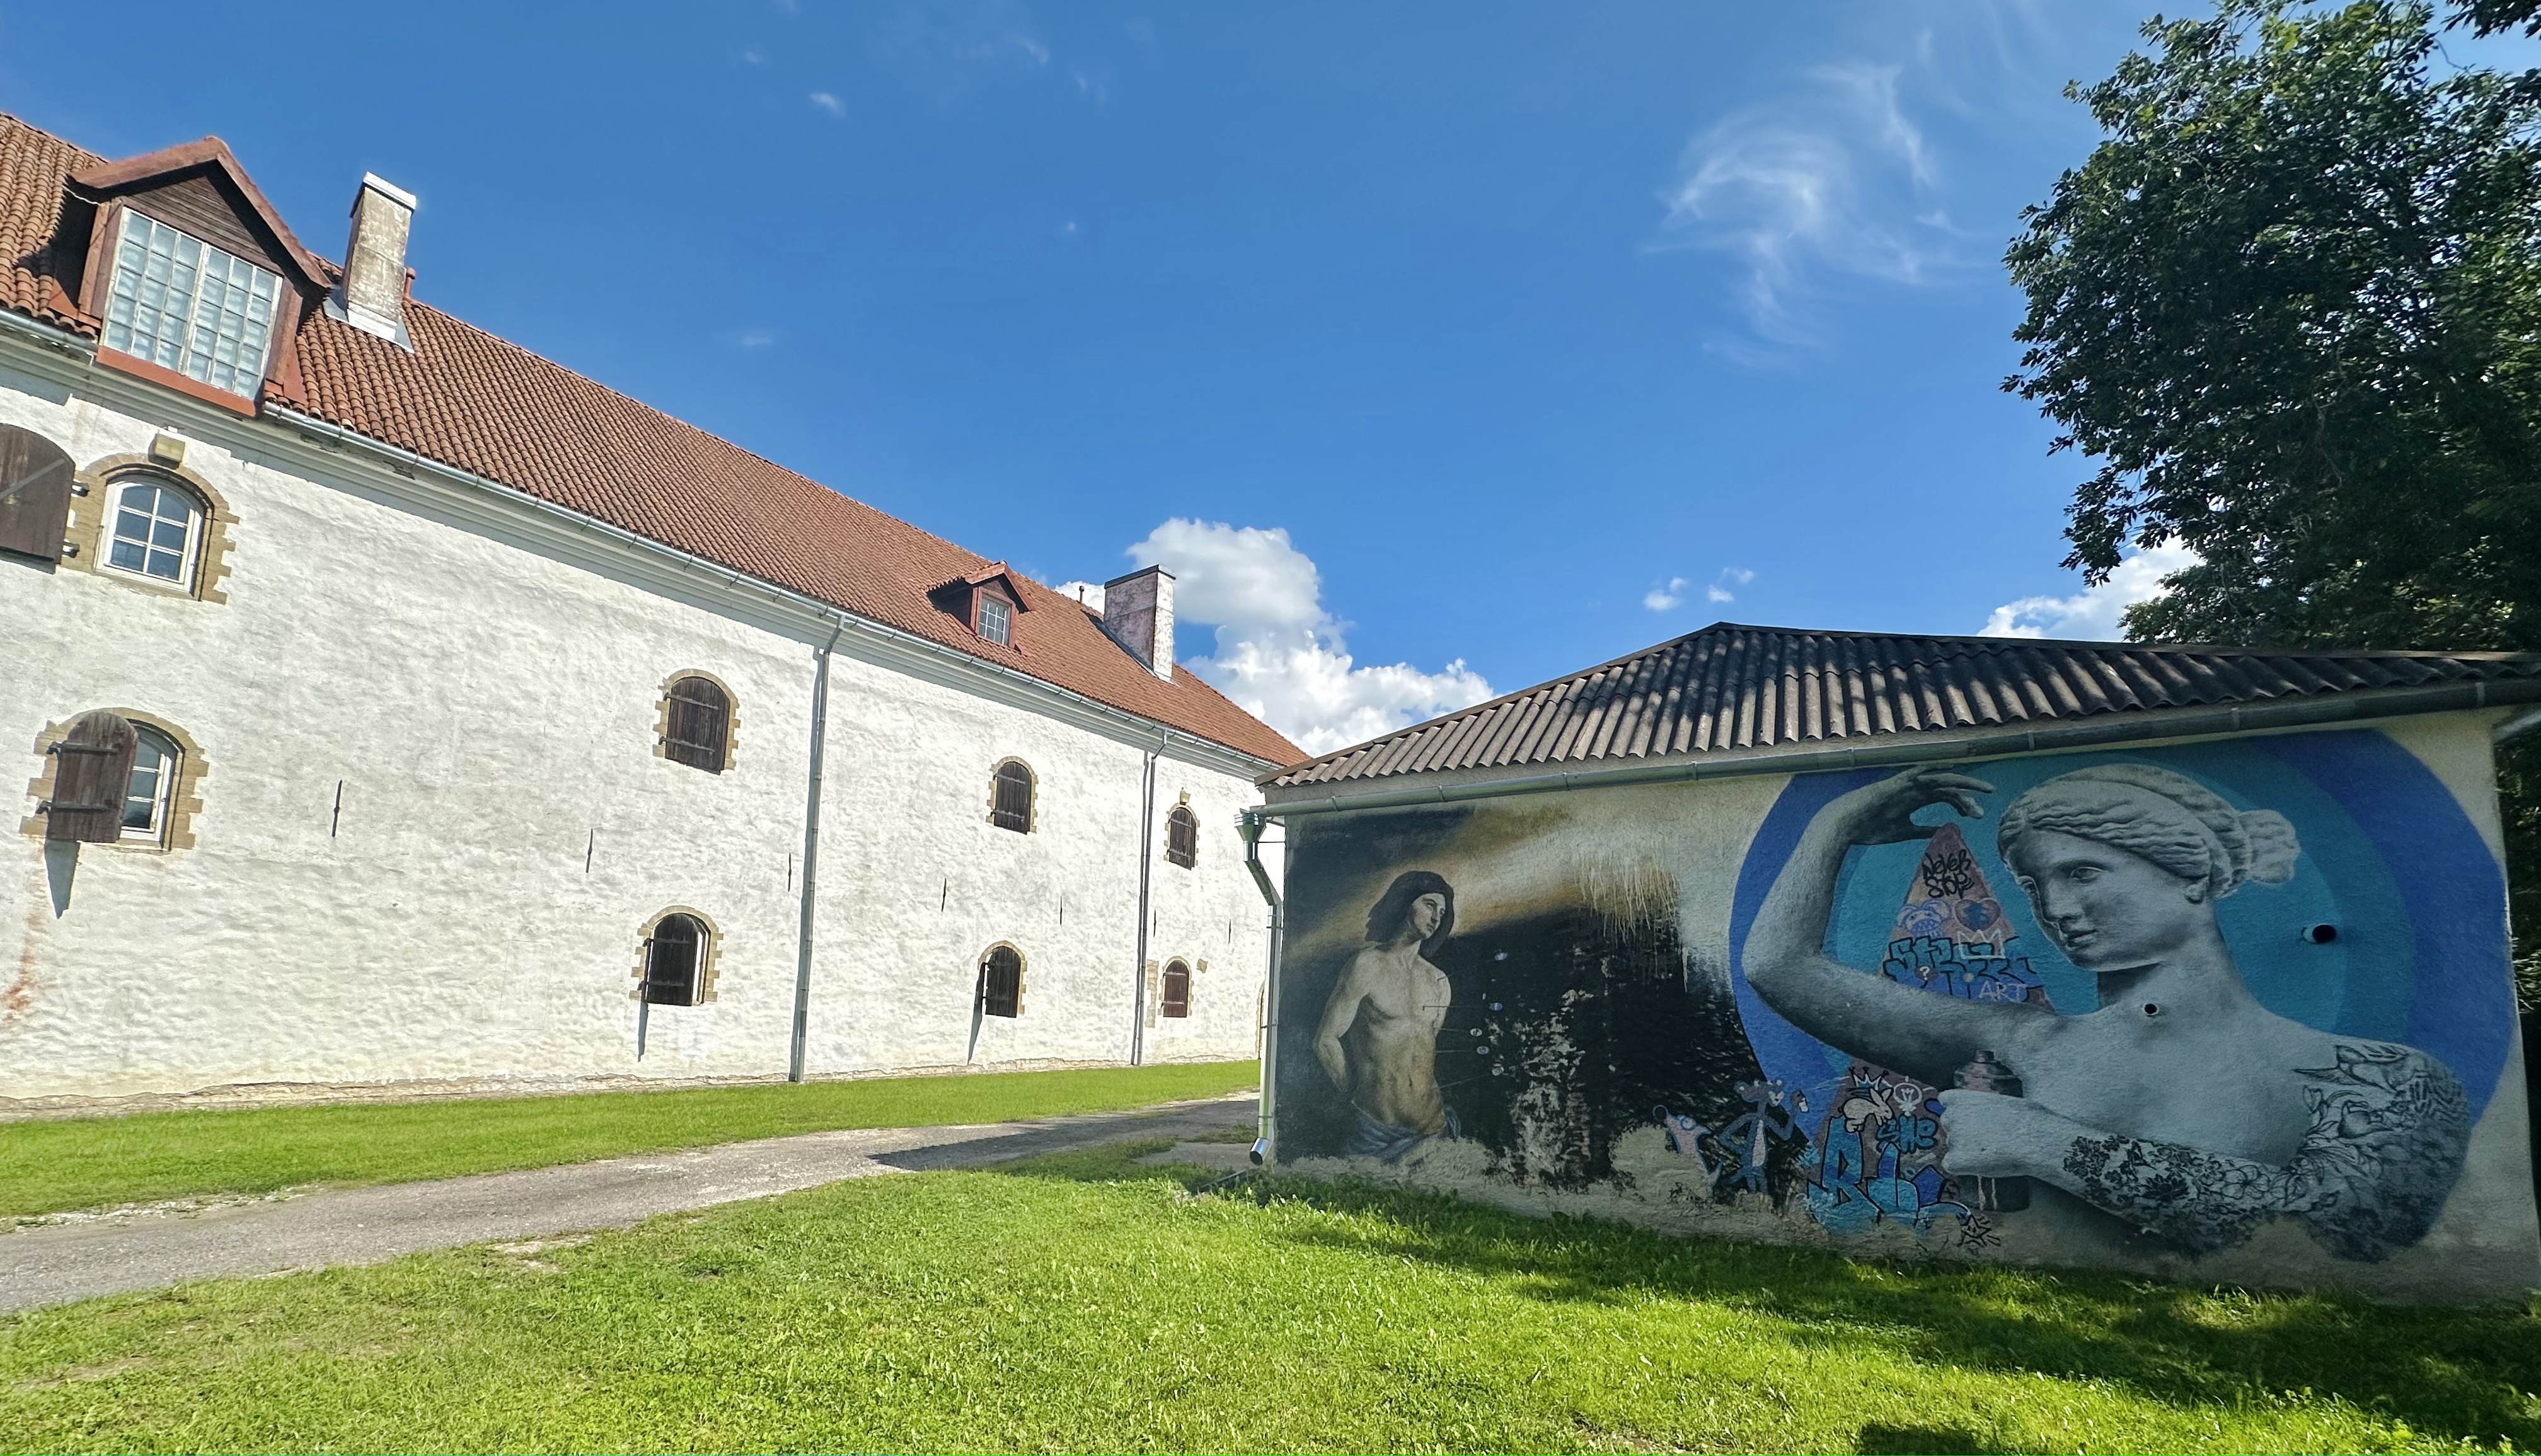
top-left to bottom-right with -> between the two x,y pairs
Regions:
788,622 -> 843,1082
1238,806 -> 1284,1166
1129,731 -> 1167,1065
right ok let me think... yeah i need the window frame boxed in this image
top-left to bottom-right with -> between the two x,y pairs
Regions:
1165,803 -> 1199,869
976,590 -> 1013,646
661,673 -> 735,774
989,759 -> 1035,834
979,943 -> 1025,1018
642,912 -> 710,1007
99,210 -> 285,399
99,475 -> 205,591
118,723 -> 181,846
1160,958 -> 1192,1018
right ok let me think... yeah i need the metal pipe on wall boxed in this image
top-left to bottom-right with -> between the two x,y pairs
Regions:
1238,806 -> 1284,1166
788,623 -> 843,1082
1128,731 -> 1167,1065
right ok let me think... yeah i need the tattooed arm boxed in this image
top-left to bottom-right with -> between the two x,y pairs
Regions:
1942,1043 -> 2471,1261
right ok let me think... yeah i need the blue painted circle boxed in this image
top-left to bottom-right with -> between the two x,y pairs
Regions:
1726,731 -> 2512,1120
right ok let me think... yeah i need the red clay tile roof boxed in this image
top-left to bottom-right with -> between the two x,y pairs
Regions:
0,113 -> 1301,766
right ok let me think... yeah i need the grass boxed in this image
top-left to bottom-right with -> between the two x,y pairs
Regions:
3,1141 -> 2535,1453
0,1061 -> 1256,1218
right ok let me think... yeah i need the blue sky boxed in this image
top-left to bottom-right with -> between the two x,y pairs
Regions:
10,3 -> 2520,751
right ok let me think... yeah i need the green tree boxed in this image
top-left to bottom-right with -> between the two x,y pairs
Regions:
2003,0 -> 2541,999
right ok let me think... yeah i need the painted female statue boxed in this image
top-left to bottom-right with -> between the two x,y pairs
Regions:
1744,762 -> 2467,1261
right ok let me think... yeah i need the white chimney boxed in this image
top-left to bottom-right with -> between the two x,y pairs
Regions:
1102,566 -> 1175,681
336,173 -> 416,345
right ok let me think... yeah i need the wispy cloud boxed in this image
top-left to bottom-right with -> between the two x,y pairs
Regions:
1708,566 -> 1755,604
809,91 -> 844,116
735,329 -> 777,348
1981,545 -> 2196,639
1644,577 -> 1690,612
1658,64 -> 1961,347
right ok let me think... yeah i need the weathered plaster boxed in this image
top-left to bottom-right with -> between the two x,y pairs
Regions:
0,344 -> 1279,1103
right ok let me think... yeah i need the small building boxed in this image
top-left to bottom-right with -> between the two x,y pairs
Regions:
0,116 -> 1299,1110
1252,622 -> 2541,1301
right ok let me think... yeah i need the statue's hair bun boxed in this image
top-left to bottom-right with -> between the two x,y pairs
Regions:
1999,762 -> 2301,898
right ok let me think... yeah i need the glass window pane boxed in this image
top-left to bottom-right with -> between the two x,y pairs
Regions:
101,212 -> 281,397
122,739 -> 165,830
108,538 -> 146,571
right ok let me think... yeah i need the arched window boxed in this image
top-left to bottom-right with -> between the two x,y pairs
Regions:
120,725 -> 182,844
979,943 -> 1025,1017
662,675 -> 732,773
990,760 -> 1035,833
1160,959 -> 1191,1018
40,709 -> 202,849
103,476 -> 205,588
1165,803 -> 1199,869
643,913 -> 709,1006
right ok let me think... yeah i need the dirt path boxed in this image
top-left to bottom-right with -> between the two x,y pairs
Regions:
0,1095 -> 1255,1314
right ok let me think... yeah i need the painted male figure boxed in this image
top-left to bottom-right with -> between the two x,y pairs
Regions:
1315,870 -> 1459,1161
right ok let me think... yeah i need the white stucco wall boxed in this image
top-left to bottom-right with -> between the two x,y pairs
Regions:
0,340 -> 1279,1105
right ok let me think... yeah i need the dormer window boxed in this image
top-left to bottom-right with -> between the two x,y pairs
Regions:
935,562 -> 1031,647
101,212 -> 282,398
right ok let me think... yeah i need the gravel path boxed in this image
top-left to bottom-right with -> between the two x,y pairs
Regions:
0,1094 -> 1256,1314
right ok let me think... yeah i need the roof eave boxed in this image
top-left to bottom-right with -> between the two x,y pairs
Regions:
1258,676 -> 2541,812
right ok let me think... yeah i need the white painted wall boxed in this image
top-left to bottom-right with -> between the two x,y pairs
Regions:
0,343 -> 1279,1104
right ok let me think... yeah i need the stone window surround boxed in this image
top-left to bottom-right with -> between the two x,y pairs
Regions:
652,669 -> 740,773
60,447 -> 238,605
19,709 -> 209,852
988,755 -> 1037,832
978,940 -> 1027,1017
633,905 -> 723,1006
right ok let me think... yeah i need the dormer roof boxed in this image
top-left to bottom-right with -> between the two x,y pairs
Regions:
67,136 -> 328,292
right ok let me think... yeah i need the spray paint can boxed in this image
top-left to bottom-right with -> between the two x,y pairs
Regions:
1952,1050 -> 2030,1213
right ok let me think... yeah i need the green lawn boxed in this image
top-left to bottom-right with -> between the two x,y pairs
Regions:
0,1062 -> 1255,1218
3,1141 -> 2533,1454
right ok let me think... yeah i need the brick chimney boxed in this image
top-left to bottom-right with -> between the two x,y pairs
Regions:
1101,566 -> 1175,681
335,173 -> 416,345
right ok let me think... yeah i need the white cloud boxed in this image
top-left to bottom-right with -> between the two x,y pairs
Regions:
809,91 -> 844,115
1708,566 -> 1754,604
1980,544 -> 2198,639
1054,580 -> 1105,611
1644,577 -> 1689,612
1115,520 -> 1494,755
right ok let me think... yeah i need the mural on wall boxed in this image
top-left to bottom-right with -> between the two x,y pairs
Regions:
1274,728 -> 2528,1290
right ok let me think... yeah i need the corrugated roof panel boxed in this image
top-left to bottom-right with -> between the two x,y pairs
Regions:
1265,623 -> 2541,789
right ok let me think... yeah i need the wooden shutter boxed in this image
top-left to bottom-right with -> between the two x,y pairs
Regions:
45,710 -> 138,842
991,762 -> 1033,832
645,915 -> 701,1005
1165,806 -> 1197,868
1160,960 -> 1190,1017
0,427 -> 74,563
664,678 -> 729,772
981,946 -> 1022,1017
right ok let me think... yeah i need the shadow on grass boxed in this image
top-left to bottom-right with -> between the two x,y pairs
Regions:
998,1149 -> 2541,1451
1854,1425 -> 2010,1455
